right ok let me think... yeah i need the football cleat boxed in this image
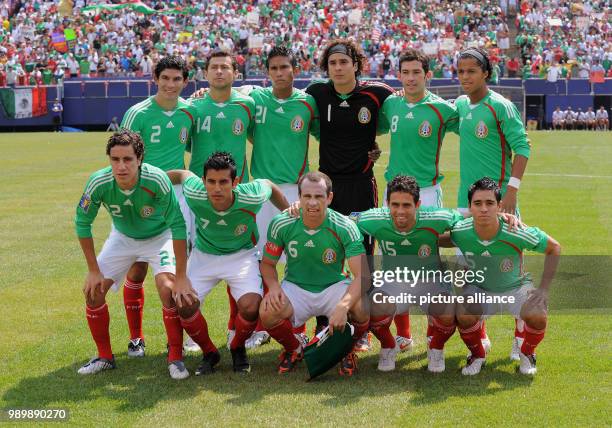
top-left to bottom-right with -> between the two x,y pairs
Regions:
338,351 -> 358,376
519,352 -> 537,375
462,355 -> 486,376
245,331 -> 271,349
183,337 -> 201,353
510,337 -> 523,361
377,346 -> 399,372
295,332 -> 310,348
354,332 -> 372,352
127,338 -> 145,358
77,356 -> 116,375
278,348 -> 303,374
226,329 -> 236,351
427,348 -> 445,373
231,346 -> 251,373
395,335 -> 414,352
195,350 -> 221,376
168,360 -> 190,380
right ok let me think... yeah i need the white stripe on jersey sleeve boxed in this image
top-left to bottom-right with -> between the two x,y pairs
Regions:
85,172 -> 114,195
270,216 -> 297,239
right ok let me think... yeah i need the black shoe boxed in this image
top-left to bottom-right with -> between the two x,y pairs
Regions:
195,350 -> 220,376
230,346 -> 251,373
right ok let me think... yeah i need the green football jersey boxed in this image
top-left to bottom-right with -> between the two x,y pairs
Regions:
357,206 -> 463,270
450,217 -> 549,292
188,90 -> 255,181
379,92 -> 458,187
249,87 -> 319,184
455,90 -> 530,207
182,176 -> 271,255
120,97 -> 194,171
75,163 -> 186,240
264,209 -> 365,293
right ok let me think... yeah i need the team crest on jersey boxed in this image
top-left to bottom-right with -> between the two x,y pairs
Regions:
358,107 -> 371,124
418,244 -> 432,258
179,127 -> 189,144
290,115 -> 304,133
234,224 -> 248,236
500,258 -> 514,272
140,205 -> 155,218
475,121 -> 489,139
418,120 -> 433,138
79,193 -> 92,213
322,248 -> 337,264
232,118 -> 245,135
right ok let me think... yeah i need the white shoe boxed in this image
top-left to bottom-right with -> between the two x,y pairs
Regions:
168,360 -> 190,380
127,338 -> 145,358
226,329 -> 236,351
510,337 -> 523,361
377,346 -> 399,372
294,332 -> 309,348
395,335 -> 414,352
427,348 -> 445,373
78,356 -> 116,375
245,331 -> 271,349
183,337 -> 201,353
462,356 -> 486,376
519,352 -> 537,375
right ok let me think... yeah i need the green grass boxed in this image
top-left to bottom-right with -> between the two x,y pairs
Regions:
1,132 -> 611,426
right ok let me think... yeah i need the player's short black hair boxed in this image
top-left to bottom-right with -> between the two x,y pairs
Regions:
266,46 -> 298,69
298,171 -> 332,196
205,49 -> 237,71
467,177 -> 502,205
154,55 -> 189,80
458,47 -> 492,82
106,130 -> 145,161
320,38 -> 365,78
387,175 -> 420,204
203,151 -> 237,180
398,48 -> 430,74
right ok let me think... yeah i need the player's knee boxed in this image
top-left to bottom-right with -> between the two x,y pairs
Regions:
369,300 -> 395,317
127,262 -> 148,283
85,293 -> 105,308
522,314 -> 547,331
177,300 -> 200,319
237,294 -> 261,320
456,314 -> 478,329
436,314 -> 456,327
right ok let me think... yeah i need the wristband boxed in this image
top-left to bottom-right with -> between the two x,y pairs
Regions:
508,177 -> 521,189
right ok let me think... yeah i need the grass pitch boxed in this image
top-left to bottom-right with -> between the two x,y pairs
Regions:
1,131 -> 611,426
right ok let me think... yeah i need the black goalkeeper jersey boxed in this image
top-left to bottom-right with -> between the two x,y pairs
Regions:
306,79 -> 394,178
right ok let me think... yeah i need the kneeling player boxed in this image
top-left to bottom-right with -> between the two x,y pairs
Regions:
451,178 -> 561,376
259,172 -> 370,376
356,176 -> 462,372
168,152 -> 289,373
75,131 -> 208,379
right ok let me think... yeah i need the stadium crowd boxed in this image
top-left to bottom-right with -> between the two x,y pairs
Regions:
0,0 -> 610,85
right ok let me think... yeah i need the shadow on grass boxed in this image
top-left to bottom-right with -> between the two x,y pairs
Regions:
3,347 -> 533,412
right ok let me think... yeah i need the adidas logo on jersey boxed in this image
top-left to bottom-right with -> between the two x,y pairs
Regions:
166,121 -> 174,128
339,100 -> 350,107
405,112 -> 414,119
275,106 -> 285,113
216,219 -> 227,226
216,112 -> 226,119
123,199 -> 133,206
304,240 -> 315,248
401,239 -> 411,246
481,250 -> 491,256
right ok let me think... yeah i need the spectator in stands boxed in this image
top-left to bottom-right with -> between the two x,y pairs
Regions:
507,57 -> 520,77
546,62 -> 561,82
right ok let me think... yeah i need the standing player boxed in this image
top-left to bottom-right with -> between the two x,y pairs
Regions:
74,131 -> 210,380
306,38 -> 394,346
451,178 -> 561,376
259,172 -> 370,376
596,106 -> 609,130
189,50 -> 255,183
356,176 -> 463,372
455,48 -> 532,357
244,46 -> 319,349
377,48 -> 458,350
118,55 -> 195,359
168,152 -> 290,373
